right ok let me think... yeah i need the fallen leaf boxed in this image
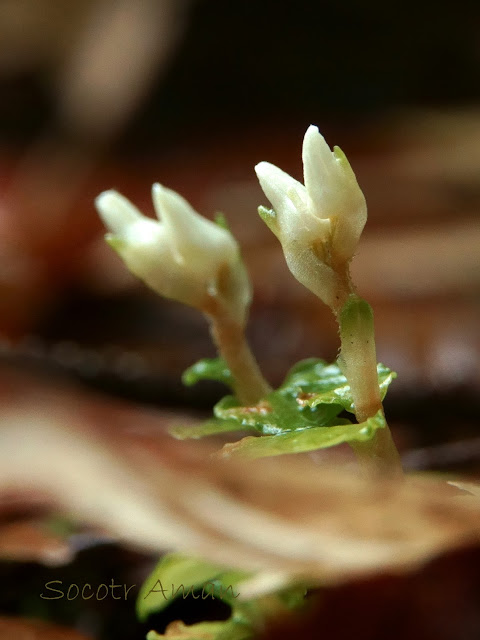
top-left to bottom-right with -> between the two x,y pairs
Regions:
1,365 -> 480,596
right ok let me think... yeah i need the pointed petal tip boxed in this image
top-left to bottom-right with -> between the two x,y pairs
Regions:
254,161 -> 275,178
151,182 -> 165,198
151,182 -> 192,224
95,189 -> 119,210
95,189 -> 142,233
254,161 -> 288,183
303,124 -> 328,149
152,182 -> 188,209
151,182 -> 166,207
95,190 -> 122,230
151,182 -> 173,221
305,124 -> 320,136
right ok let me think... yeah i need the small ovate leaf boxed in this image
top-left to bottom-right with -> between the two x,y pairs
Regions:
182,359 -> 233,390
377,364 -> 397,399
144,571 -> 308,639
169,419 -> 245,440
179,359 -> 394,441
282,359 -> 396,413
214,396 -> 279,434
280,358 -> 346,394
214,393 -> 341,435
138,554 -> 252,622
137,554 -> 233,621
218,411 -> 386,459
268,388 -> 343,432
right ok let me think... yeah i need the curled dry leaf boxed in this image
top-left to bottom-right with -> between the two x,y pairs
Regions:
1,366 -> 480,596
0,616 -> 91,640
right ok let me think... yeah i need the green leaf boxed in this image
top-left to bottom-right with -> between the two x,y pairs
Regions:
280,359 -> 395,412
146,619 -> 252,640
137,554 -> 243,621
302,364 -> 395,413
213,392 -> 342,436
140,555 -> 309,640
176,358 -> 395,442
169,419 -> 244,440
182,358 -> 233,389
218,411 -> 386,459
138,554 -> 253,622
280,358 -> 346,394
213,395 -> 281,434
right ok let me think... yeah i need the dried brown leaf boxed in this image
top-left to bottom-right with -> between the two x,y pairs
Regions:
1,366 -> 480,593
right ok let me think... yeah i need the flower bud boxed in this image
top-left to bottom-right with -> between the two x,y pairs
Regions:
255,125 -> 367,309
95,184 -> 251,322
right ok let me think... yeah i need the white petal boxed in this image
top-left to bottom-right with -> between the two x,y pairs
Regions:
152,183 -> 236,263
95,190 -> 145,236
302,125 -> 337,216
152,183 -> 241,307
255,162 -> 308,217
124,217 -> 166,248
302,125 -> 335,179
152,183 -> 197,225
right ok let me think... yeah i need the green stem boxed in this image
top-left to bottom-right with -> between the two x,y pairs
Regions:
350,426 -> 403,477
338,294 -> 403,477
207,305 -> 271,406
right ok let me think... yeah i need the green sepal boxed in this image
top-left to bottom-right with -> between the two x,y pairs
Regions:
219,411 -> 386,459
182,358 -> 233,389
333,145 -> 355,179
214,212 -> 230,231
257,206 -> 278,235
105,233 -> 125,252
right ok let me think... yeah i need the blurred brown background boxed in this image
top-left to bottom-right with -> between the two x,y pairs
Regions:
0,0 -> 479,445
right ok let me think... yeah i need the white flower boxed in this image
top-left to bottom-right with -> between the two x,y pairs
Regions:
255,125 -> 367,309
95,184 -> 251,321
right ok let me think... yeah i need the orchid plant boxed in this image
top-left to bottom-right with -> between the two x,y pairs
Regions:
96,125 -> 403,639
